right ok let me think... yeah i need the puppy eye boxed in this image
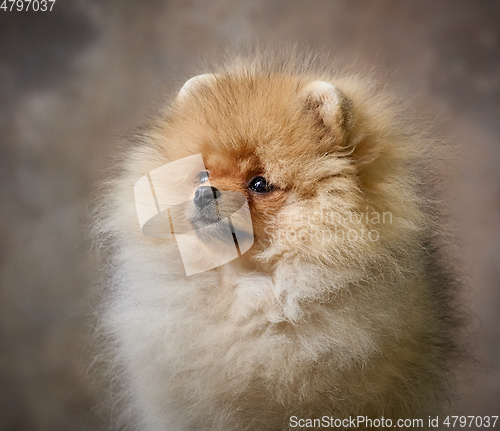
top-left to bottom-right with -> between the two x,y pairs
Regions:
248,176 -> 273,194
197,171 -> 209,184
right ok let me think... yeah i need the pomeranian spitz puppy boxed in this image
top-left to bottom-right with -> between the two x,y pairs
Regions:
94,52 -> 464,430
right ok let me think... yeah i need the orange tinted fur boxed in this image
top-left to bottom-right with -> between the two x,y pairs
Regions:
94,52 -> 463,430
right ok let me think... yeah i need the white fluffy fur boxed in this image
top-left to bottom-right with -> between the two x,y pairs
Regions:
94,52 -> 462,430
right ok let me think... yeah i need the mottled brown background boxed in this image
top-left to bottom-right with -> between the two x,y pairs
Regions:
0,1 -> 499,430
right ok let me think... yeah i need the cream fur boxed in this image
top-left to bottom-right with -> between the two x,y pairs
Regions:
94,52 -> 463,430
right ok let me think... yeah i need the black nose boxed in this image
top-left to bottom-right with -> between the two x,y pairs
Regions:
194,186 -> 221,209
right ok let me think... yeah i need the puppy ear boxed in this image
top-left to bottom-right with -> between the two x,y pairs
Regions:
301,81 -> 353,139
177,73 -> 216,100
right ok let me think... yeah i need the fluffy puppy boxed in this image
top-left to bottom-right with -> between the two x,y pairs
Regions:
94,53 -> 464,430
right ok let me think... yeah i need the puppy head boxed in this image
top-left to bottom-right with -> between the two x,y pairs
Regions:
136,69 -> 413,275
170,73 -> 353,243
